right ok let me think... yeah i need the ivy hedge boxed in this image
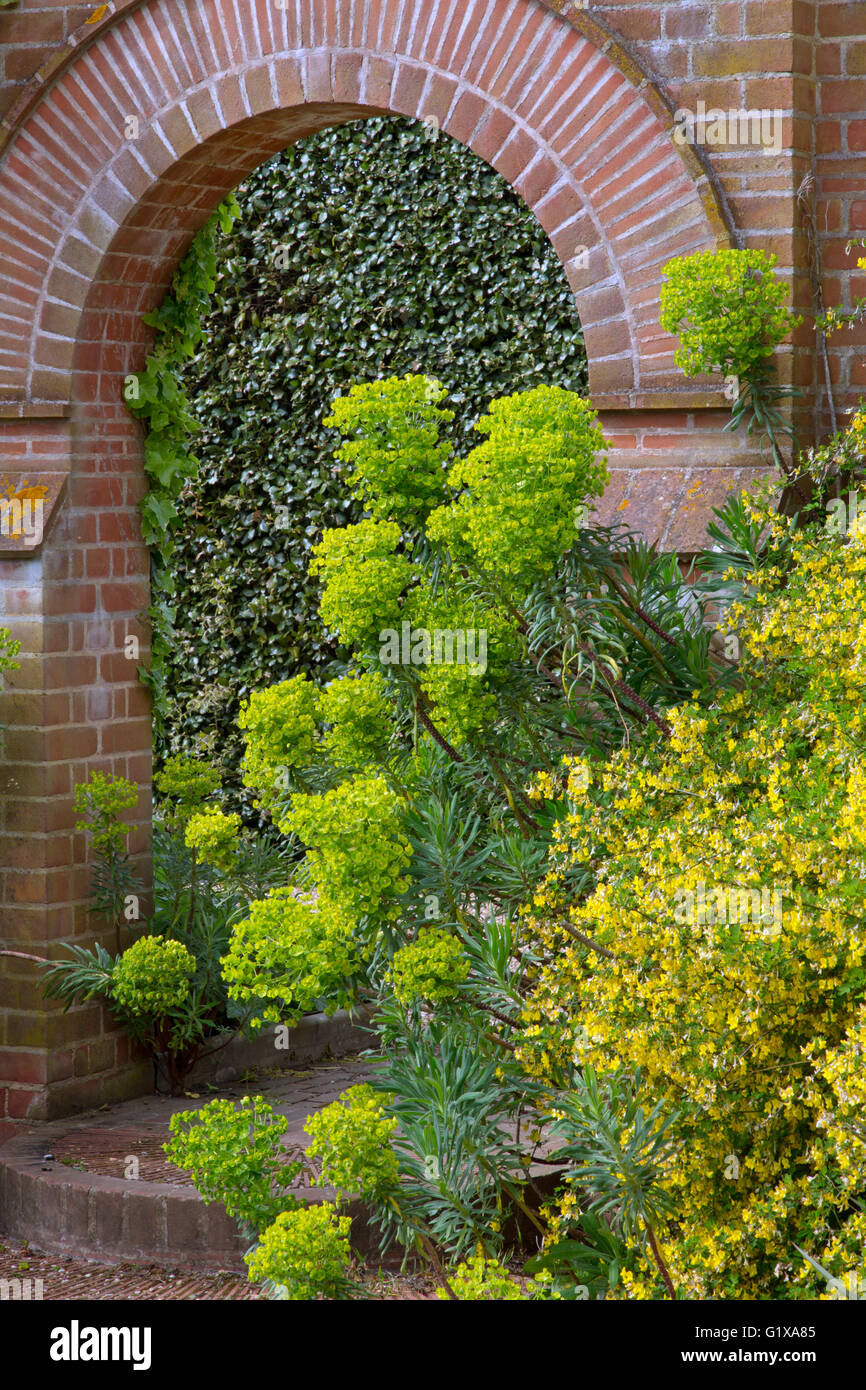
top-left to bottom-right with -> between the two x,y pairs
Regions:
158,116 -> 587,814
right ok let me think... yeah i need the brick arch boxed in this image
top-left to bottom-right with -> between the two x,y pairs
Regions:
1,0 -> 774,1123
0,0 -> 729,412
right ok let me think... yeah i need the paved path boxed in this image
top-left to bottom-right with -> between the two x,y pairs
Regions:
43,1057 -> 375,1188
0,1235 -> 260,1299
0,1231 -> 439,1300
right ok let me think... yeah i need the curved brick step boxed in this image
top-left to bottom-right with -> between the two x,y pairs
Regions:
0,1130 -> 377,1272
0,1134 -> 252,1271
0,1005 -> 564,1272
0,1012 -> 376,1270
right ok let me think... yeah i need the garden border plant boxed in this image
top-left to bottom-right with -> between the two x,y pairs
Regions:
160,246 -> 866,1301
659,247 -> 802,477
157,355 -> 725,1294
40,758 -> 301,1095
38,172 -> 866,1298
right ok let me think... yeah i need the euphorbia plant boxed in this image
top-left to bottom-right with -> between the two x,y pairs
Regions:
218,376 -> 728,1058
72,771 -> 142,954
660,248 -> 802,475
164,1097 -> 358,1300
42,761 -> 294,1094
163,374 -> 740,1295
164,261 -> 866,1300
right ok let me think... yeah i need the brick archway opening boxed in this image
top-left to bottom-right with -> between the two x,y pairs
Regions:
0,0 -> 771,1120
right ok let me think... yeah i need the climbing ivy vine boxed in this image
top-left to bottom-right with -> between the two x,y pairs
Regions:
125,193 -> 241,721
129,117 -> 587,816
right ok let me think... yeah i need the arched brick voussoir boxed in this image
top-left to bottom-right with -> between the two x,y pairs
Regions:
389,59 -> 640,397
538,197 -> 636,397
0,0 -> 730,407
35,101 -> 360,392
63,99 -> 379,390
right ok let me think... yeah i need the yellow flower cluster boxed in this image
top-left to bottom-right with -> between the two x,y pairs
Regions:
184,806 -> 242,872
220,888 -> 359,1024
304,1084 -> 400,1198
436,1252 -> 528,1301
111,936 -> 196,1019
389,927 -> 470,1005
519,515 -> 866,1298
245,1205 -> 353,1300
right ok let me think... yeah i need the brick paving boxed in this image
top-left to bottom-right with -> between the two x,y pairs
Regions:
0,1233 -> 440,1300
46,1058 -> 375,1189
0,1236 -> 261,1300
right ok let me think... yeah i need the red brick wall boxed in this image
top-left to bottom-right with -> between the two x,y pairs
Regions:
814,1 -> 866,429
0,2 -> 92,119
2,4 -> 860,421
0,0 -> 863,1119
568,1 -> 864,440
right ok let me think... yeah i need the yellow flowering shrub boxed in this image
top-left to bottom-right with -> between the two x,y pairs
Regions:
520,506 -> 866,1299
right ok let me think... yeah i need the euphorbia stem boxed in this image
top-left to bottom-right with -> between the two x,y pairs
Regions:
484,747 -> 541,830
598,564 -> 679,650
417,1231 -> 457,1301
646,1221 -> 676,1300
464,991 -> 520,1031
573,638 -> 672,737
484,752 -> 539,838
503,596 -> 671,737
187,849 -> 198,934
415,701 -> 462,764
